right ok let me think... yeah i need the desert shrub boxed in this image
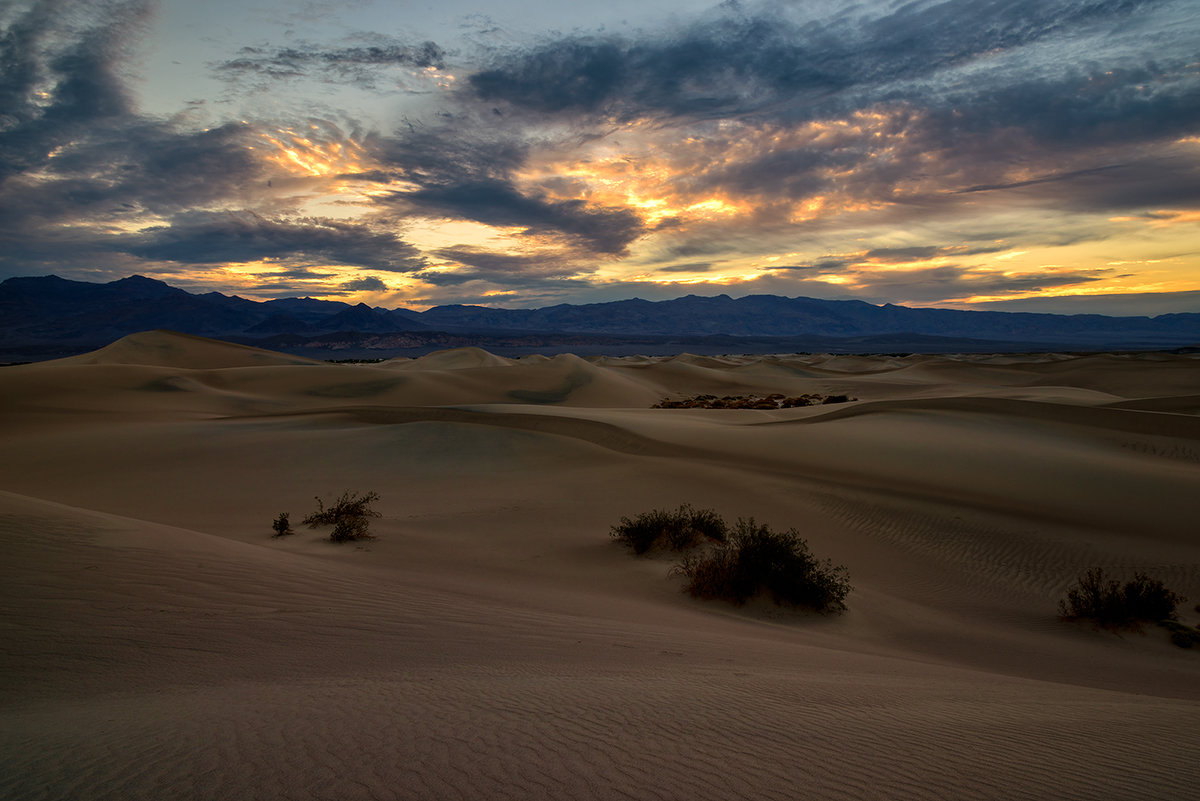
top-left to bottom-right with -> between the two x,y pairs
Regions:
330,514 -> 372,543
611,504 -> 727,554
302,490 -> 381,542
675,518 -> 851,613
1058,568 -> 1185,629
1161,620 -> 1200,649
271,512 -> 294,538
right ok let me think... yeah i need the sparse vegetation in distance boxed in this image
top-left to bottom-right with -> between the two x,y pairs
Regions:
1059,568 -> 1200,647
300,490 -> 381,542
675,518 -> 851,613
653,393 -> 856,409
610,504 -> 727,554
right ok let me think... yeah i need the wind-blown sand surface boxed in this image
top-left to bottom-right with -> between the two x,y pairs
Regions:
2,330 -> 1199,800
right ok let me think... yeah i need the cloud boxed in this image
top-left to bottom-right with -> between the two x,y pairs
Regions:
421,245 -> 585,287
402,179 -> 644,254
341,275 -> 389,292
847,265 -> 1110,304
0,0 -> 150,182
970,289 -> 1200,316
366,122 -> 646,254
216,37 -> 446,89
467,0 -> 1169,122
1,0 -> 1196,311
120,211 -> 426,271
657,261 -> 714,273
0,2 -> 283,277
460,0 -> 1199,230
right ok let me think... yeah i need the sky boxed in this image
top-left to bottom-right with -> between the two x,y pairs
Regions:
1,0 -> 1198,314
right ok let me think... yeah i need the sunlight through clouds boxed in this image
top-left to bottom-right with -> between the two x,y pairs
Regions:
0,0 -> 1197,312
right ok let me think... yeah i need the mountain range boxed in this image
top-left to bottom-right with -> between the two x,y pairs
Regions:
2,274 -> 1198,361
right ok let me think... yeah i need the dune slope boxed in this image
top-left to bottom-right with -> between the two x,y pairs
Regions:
2,333 -> 1198,800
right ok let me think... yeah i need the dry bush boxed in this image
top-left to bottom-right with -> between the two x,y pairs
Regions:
271,512 -> 294,538
302,490 -> 381,542
610,504 -> 727,554
674,518 -> 851,613
1059,568 -> 1185,630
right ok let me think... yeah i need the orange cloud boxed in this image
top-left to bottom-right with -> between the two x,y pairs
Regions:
1144,209 -> 1200,228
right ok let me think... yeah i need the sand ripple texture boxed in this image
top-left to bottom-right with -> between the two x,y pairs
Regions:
6,667 -> 1200,801
2,333 -> 1200,799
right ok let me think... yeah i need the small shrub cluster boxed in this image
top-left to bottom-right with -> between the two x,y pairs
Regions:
653,393 -> 854,409
272,490 -> 381,542
1059,568 -> 1185,630
271,512 -> 294,538
1161,620 -> 1200,649
675,518 -> 851,613
611,504 -> 727,554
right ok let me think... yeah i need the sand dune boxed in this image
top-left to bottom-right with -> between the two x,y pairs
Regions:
2,331 -> 1198,799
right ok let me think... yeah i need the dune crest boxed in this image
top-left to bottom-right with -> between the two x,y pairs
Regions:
48,329 -> 324,369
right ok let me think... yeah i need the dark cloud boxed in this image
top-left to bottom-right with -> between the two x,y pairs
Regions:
773,244 -> 1013,273
341,276 -> 389,292
970,289 -> 1200,316
369,124 -> 647,254
216,38 -> 445,88
120,211 -> 426,272
0,3 -> 287,275
863,247 -> 943,263
250,267 -> 338,280
423,246 -> 580,286
463,0 -> 1198,222
404,179 -> 644,254
664,238 -> 741,258
374,124 -> 530,184
657,261 -> 714,273
955,165 -> 1129,195
850,265 -> 1109,304
1005,156 -> 1200,212
0,119 -> 272,277
468,0 -> 1165,121
1,0 -> 1195,309
0,0 -> 149,182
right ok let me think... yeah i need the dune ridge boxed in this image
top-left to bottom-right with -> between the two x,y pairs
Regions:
2,331 -> 1198,799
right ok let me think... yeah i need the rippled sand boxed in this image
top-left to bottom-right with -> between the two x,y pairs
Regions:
2,331 -> 1198,800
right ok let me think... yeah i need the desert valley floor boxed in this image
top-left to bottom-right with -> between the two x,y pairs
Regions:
2,330 -> 1199,800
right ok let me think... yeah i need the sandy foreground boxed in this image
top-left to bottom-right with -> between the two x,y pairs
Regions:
1,330 -> 1198,800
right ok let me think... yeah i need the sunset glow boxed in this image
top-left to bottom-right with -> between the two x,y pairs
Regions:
1,0 -> 1197,314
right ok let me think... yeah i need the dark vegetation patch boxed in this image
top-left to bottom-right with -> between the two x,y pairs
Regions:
610,504 -> 727,554
613,507 -> 851,614
674,519 -> 851,613
271,512 -> 294,538
653,392 -> 855,409
1059,568 -> 1199,647
273,490 -> 381,542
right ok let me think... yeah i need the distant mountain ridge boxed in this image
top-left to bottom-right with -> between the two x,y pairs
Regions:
2,274 -> 1198,361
